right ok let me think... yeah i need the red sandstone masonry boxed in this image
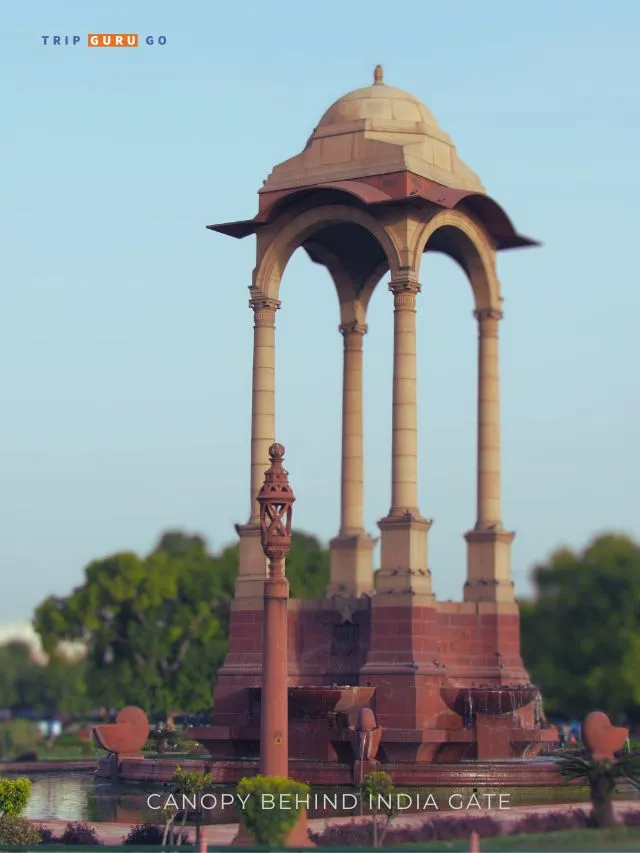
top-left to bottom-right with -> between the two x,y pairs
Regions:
210,592 -> 533,761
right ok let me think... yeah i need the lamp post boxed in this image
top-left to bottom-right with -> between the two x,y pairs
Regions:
257,442 -> 295,778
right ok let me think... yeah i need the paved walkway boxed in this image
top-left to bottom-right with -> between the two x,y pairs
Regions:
31,800 -> 640,846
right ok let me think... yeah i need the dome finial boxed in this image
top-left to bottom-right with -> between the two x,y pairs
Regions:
373,65 -> 383,85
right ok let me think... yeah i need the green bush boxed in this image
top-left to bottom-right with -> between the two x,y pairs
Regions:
80,738 -> 95,756
0,815 -> 42,846
362,769 -> 395,801
362,770 -> 397,847
0,720 -> 40,761
236,775 -> 310,848
59,821 -> 103,845
145,729 -> 180,753
51,732 -> 96,756
52,732 -> 80,747
0,777 -> 31,816
174,737 -> 206,753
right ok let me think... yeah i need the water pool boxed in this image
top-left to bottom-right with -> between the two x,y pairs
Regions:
16,772 -> 611,825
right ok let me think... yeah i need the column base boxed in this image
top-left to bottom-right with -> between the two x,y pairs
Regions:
234,522 -> 268,605
464,526 -> 516,603
327,531 -> 377,597
376,512 -> 434,598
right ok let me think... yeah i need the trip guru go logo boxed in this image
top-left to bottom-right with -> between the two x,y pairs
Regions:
41,34 -> 167,47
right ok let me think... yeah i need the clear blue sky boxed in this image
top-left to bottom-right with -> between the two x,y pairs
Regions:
1,0 -> 639,623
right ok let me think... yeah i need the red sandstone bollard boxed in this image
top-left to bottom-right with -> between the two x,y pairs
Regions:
470,830 -> 480,852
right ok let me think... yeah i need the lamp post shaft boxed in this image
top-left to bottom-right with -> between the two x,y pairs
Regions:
256,444 -> 295,779
260,566 -> 289,777
255,443 -> 314,847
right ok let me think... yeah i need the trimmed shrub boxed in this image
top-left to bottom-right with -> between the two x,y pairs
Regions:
123,823 -> 190,845
146,730 -> 180,753
14,751 -> 38,762
38,825 -> 58,843
0,815 -> 42,846
59,821 -> 103,845
310,821 -> 371,846
622,810 -> 640,826
124,823 -> 163,845
311,814 -> 502,847
236,775 -> 310,847
53,732 -> 82,748
0,777 -> 31,816
511,808 -> 590,834
421,815 -> 501,842
0,720 -> 40,761
80,739 -> 95,756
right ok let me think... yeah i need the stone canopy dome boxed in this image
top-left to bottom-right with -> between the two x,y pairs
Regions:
316,70 -> 440,131
261,66 -> 484,195
211,67 -> 535,250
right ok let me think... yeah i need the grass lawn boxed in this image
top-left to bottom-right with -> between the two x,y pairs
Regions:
140,751 -> 208,760
35,747 -> 101,760
33,756 -> 98,762
31,748 -> 206,761
400,826 -> 640,851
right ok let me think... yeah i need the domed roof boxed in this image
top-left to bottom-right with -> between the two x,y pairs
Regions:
261,67 -> 484,195
211,67 -> 538,250
317,66 -> 440,132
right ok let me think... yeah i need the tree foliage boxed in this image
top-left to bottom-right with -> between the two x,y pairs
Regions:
521,534 -> 640,723
34,532 -> 234,715
557,751 -> 640,827
32,529 -> 330,715
0,816 -> 42,847
236,775 -> 310,847
0,643 -> 33,710
0,778 -> 31,816
363,770 -> 398,847
285,531 -> 330,599
0,641 -> 88,717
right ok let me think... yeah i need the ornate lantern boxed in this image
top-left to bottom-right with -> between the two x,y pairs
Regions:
256,443 -> 295,568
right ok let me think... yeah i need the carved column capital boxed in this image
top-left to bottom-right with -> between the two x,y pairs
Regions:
250,294 -> 281,328
474,307 -> 503,337
389,278 -> 421,311
474,307 -> 504,321
339,321 -> 368,337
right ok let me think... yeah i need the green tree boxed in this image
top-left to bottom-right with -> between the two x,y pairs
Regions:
236,775 -> 310,847
0,642 -> 88,717
363,770 -> 399,848
182,530 -> 329,599
0,778 -> 31,816
166,766 -> 213,847
521,534 -> 640,723
0,721 -> 39,761
0,643 -> 33,709
285,531 -> 330,598
34,534 -> 234,716
558,750 -> 640,827
33,529 -> 330,716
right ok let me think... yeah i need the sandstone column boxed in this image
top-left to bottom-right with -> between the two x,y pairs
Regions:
389,279 -> 420,515
376,275 -> 433,598
328,322 -> 375,597
234,292 -> 280,602
475,307 -> 502,527
340,321 -> 367,534
464,307 -> 515,603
